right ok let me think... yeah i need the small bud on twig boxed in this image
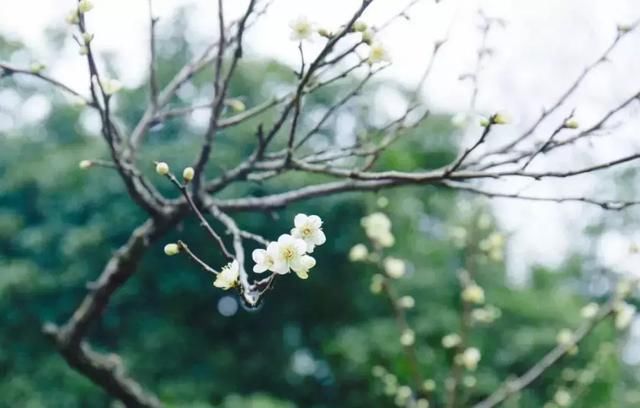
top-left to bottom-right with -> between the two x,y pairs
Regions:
78,0 -> 94,14
182,167 -> 195,183
564,119 -> 579,129
155,162 -> 170,175
164,243 -> 180,256
79,160 -> 92,169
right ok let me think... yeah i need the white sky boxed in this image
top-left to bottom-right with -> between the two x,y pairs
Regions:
2,0 -> 640,284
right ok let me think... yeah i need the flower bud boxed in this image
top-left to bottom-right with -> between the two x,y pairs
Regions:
83,32 -> 94,45
384,257 -> 406,279
580,302 -> 599,319
348,243 -> 368,262
317,28 -> 332,38
422,379 -> 436,392
556,329 -> 574,346
461,284 -> 485,304
442,333 -> 461,349
491,112 -> 509,125
103,78 -> 122,95
617,24 -> 632,33
182,166 -> 195,182
370,274 -> 384,294
361,30 -> 374,45
564,119 -> 579,129
400,329 -> 415,346
353,20 -> 368,32
155,161 -> 170,175
226,98 -> 246,112
78,0 -> 94,14
164,243 -> 180,256
398,295 -> 415,309
79,160 -> 92,169
66,10 -> 79,25
30,63 -> 46,74
78,46 -> 88,56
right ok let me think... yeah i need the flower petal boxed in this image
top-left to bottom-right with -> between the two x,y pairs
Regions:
308,215 -> 322,228
294,213 -> 308,228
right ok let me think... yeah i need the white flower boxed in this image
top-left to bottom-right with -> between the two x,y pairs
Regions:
103,78 -> 122,95
252,242 -> 278,273
291,213 -> 326,253
442,333 -> 461,349
368,43 -> 390,64
463,376 -> 477,388
580,302 -> 599,319
348,244 -> 368,262
30,62 -> 46,74
362,212 -> 394,247
459,347 -> 481,371
615,301 -> 636,330
462,284 -> 485,304
78,0 -> 94,14
556,329 -> 574,346
289,16 -> 314,41
66,10 -> 79,25
164,243 -> 179,256
226,98 -> 246,112
398,296 -> 415,309
422,379 -> 436,392
79,160 -> 92,169
271,234 -> 311,276
182,167 -> 195,182
155,161 -> 170,175
400,329 -> 415,346
370,274 -> 384,294
471,306 -> 500,323
82,32 -> 94,45
214,260 -> 239,290
292,254 -> 316,279
554,389 -> 572,407
384,257 -> 406,279
416,399 -> 430,408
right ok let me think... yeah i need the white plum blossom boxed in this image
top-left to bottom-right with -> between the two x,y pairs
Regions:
214,260 -> 239,290
462,283 -> 485,304
458,347 -> 481,371
398,296 -> 415,309
368,43 -> 390,64
556,329 -> 574,346
361,212 -> 395,247
384,257 -> 406,279
291,213 -> 326,253
554,389 -> 572,407
400,329 -> 415,346
615,302 -> 636,330
252,242 -> 278,273
251,214 -> 325,280
289,16 -> 314,41
291,255 -> 316,279
442,333 -> 462,349
103,78 -> 123,95
271,234 -> 314,277
348,243 -> 368,262
580,302 -> 599,319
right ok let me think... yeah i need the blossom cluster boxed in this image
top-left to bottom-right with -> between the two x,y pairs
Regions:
164,211 -> 326,290
287,16 -> 390,64
252,214 -> 326,279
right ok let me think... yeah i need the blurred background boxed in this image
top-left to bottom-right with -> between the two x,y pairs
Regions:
1,0 -> 640,407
